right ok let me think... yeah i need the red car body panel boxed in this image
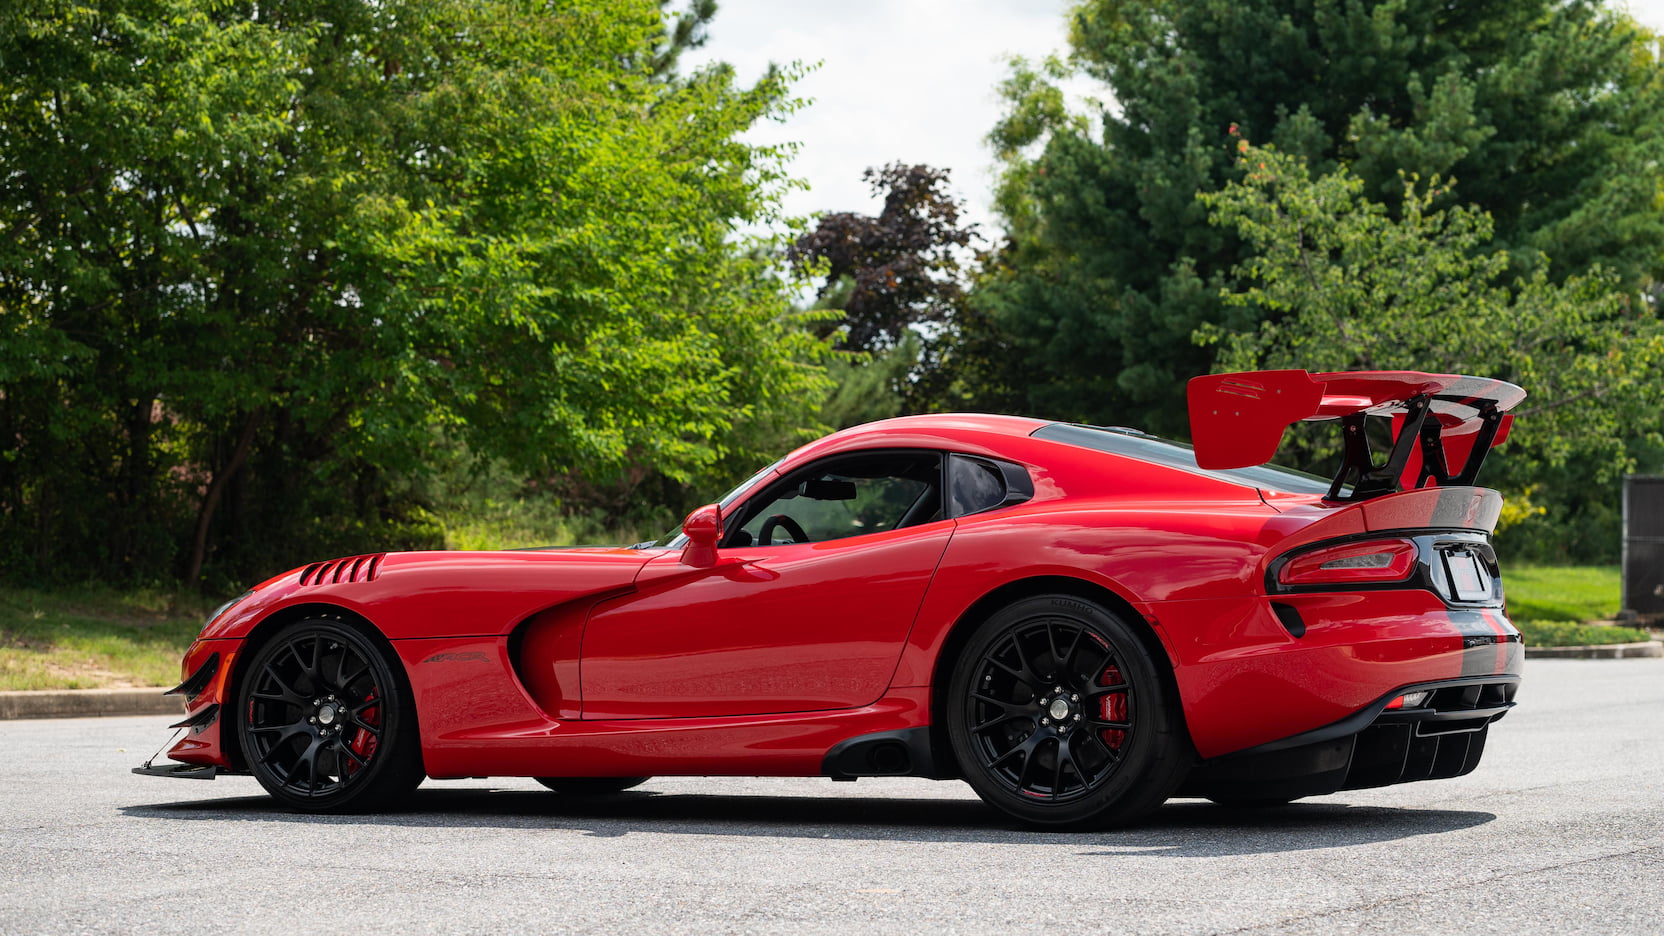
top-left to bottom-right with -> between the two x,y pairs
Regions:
203,548 -> 654,644
157,389 -> 1523,790
579,525 -> 953,720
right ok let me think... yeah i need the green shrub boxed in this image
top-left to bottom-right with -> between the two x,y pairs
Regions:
1515,619 -> 1652,647
440,500 -> 670,552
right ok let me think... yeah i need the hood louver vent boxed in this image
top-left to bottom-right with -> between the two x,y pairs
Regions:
297,554 -> 385,586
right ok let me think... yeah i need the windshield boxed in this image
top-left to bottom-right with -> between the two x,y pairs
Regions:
1031,423 -> 1337,496
645,458 -> 785,548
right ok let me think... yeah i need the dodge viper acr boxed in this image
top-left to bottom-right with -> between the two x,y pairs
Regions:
137,370 -> 1524,828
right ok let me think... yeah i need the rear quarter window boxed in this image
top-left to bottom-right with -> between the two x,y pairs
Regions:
948,455 -> 1007,516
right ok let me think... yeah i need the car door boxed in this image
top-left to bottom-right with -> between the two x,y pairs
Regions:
579,450 -> 954,719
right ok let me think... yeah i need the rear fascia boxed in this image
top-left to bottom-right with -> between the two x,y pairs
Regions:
1150,487 -> 1519,760
1180,675 -> 1519,800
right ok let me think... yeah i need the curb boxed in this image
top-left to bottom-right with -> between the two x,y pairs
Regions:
1525,641 -> 1663,660
0,689 -> 185,720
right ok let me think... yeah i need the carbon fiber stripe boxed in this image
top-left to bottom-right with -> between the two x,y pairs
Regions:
1447,609 -> 1509,638
1452,609 -> 1521,676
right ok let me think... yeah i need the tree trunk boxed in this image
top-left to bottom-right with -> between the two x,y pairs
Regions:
187,408 -> 263,586
119,395 -> 154,573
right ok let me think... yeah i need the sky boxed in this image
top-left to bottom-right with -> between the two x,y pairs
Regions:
683,0 -> 1089,241
687,0 -> 1664,241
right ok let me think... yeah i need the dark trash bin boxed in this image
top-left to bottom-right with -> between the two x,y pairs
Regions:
1623,475 -> 1664,618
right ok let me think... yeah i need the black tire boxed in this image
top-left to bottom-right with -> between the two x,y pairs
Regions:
534,777 -> 651,795
945,594 -> 1191,829
237,617 -> 424,813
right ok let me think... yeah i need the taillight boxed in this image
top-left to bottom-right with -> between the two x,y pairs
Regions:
1278,538 -> 1418,587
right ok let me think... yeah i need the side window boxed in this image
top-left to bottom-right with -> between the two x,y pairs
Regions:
947,455 -> 1006,516
946,454 -> 1034,518
729,452 -> 943,546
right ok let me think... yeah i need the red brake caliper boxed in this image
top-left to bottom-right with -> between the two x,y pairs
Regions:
1099,663 -> 1127,751
348,689 -> 380,773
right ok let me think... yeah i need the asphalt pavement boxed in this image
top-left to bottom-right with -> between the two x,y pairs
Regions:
1,658 -> 1661,935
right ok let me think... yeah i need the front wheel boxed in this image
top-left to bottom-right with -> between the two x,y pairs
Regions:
945,594 -> 1190,829
237,618 -> 424,813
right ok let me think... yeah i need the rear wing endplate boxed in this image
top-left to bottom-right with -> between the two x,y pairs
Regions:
1186,370 -> 1525,501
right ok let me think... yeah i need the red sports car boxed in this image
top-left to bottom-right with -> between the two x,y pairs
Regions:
138,370 -> 1524,829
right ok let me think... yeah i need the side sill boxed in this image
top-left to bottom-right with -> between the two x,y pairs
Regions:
822,727 -> 945,780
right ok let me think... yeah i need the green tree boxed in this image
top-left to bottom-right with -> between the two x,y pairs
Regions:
1200,141 -> 1664,558
977,0 -> 1664,435
0,0 -> 827,586
1200,140 -> 1664,471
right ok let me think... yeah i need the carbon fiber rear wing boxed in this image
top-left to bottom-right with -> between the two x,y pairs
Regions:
1186,370 -> 1525,502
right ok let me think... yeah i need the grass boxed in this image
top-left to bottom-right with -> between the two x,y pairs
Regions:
1500,564 -> 1621,622
1499,565 -> 1652,646
0,587 -> 215,691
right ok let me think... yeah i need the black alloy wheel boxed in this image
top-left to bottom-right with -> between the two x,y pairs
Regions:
946,594 -> 1190,829
238,618 -> 423,813
534,777 -> 651,795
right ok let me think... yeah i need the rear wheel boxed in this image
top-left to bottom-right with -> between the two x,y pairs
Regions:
237,618 -> 423,813
946,594 -> 1190,829
534,777 -> 650,795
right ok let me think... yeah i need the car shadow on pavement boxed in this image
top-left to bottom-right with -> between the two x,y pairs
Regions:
121,786 -> 1495,853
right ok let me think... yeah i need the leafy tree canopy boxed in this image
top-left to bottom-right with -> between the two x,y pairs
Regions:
0,0 -> 828,585
789,163 -> 979,354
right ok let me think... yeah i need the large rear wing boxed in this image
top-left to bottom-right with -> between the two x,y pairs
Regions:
1186,370 -> 1525,501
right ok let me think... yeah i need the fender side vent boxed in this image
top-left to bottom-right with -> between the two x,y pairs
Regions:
298,554 -> 385,586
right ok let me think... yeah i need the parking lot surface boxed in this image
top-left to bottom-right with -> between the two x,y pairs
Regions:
1,658 -> 1660,935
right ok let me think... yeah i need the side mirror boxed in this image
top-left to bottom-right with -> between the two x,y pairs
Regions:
679,503 -> 722,568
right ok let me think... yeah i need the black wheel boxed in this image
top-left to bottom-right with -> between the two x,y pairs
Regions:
534,777 -> 651,795
946,594 -> 1191,829
237,618 -> 424,813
